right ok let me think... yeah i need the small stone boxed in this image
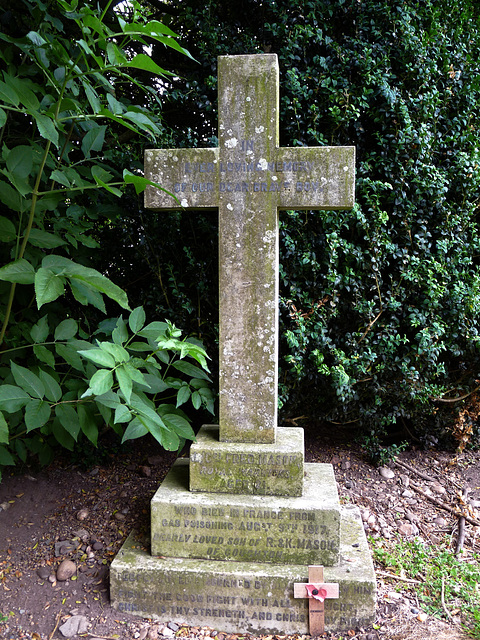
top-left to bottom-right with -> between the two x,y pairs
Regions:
37,566 -> 50,580
48,574 -> 56,583
167,622 -> 179,631
59,615 -> 89,637
361,508 -> 371,522
341,460 -> 351,470
379,467 -> 395,479
387,591 -> 403,600
114,512 -> 126,521
76,509 -> 89,521
398,523 -> 413,536
405,511 -> 418,523
411,607 -> 419,614
139,465 -> 151,477
147,627 -> 159,640
433,516 -> 447,526
399,474 -> 409,487
93,541 -> 104,551
431,482 -> 446,494
402,489 -> 413,498
57,559 -> 76,581
161,627 -> 175,637
417,612 -> 428,622
0,501 -> 10,511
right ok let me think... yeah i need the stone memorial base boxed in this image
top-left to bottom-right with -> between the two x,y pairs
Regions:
189,425 -> 304,496
151,459 -> 340,565
111,504 -> 375,634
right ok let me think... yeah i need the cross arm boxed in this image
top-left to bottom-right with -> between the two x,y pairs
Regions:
144,147 -> 220,210
275,146 -> 355,210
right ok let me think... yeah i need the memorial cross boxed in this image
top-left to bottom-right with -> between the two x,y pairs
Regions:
144,54 -> 355,445
294,565 -> 339,636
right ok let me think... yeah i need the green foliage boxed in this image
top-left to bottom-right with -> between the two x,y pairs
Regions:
111,0 -> 480,459
0,0 -> 212,480
373,537 -> 480,637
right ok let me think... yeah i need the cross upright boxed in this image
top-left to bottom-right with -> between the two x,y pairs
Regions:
144,54 -> 354,445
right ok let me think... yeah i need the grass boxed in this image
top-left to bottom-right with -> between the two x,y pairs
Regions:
372,536 -> 480,638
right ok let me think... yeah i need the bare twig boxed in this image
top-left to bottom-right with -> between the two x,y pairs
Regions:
441,575 -> 454,623
455,487 -> 470,558
376,570 -> 422,584
394,458 -> 434,482
48,612 -> 62,640
410,483 -> 480,527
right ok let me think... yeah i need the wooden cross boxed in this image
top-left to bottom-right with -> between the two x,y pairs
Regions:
144,54 -> 354,445
294,565 -> 339,636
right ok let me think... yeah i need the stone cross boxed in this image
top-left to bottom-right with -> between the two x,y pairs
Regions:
144,54 -> 355,445
294,565 -> 339,636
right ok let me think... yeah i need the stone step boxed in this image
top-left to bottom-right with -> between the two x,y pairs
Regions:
189,425 -> 304,497
151,461 -> 340,566
111,504 -> 376,635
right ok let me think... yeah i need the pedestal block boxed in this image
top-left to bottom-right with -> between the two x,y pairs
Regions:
111,505 -> 376,635
189,425 -> 304,497
151,461 -> 340,566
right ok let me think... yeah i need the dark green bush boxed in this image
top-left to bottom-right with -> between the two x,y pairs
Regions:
94,0 -> 480,458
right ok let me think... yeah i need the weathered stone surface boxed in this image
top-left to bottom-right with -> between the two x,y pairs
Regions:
151,461 -> 340,566
144,54 -> 355,445
189,425 -> 304,496
112,505 -> 375,635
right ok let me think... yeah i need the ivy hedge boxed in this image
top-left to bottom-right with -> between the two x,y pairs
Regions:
99,0 -> 480,459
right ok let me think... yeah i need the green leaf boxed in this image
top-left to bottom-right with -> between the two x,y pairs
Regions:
121,417 -> 148,443
112,317 -> 129,344
137,373 -> 168,393
82,81 -> 101,114
114,404 -> 132,424
25,399 -> 51,432
31,315 -> 49,343
137,321 -> 168,341
125,54 -> 171,77
55,404 -> 80,441
123,170 -> 165,195
0,259 -> 35,284
33,345 -> 56,368
176,384 -> 191,408
0,180 -> 25,212
191,390 -> 202,410
6,145 -> 33,180
50,169 -> 71,187
82,125 -> 106,158
0,385 -> 30,413
78,347 -> 115,368
56,343 -> 85,372
89,368 -> 114,395
79,405 -> 98,446
11,362 -> 45,399
36,113 -> 59,147
15,438 -> 27,463
54,318 -> 78,340
0,215 -> 17,243
0,412 -> 8,444
128,306 -> 146,333
51,420 -> 75,450
98,342 -> 129,363
69,278 -> 106,313
172,360 -> 212,382
0,80 -> 20,106
38,369 -> 62,402
164,413 -> 195,440
0,107 -> 6,128
28,228 -> 66,248
35,268 -> 65,308
0,445 -> 15,466
95,390 -> 121,409
116,364 -> 133,403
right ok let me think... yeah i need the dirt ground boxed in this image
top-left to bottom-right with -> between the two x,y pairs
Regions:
0,425 -> 478,640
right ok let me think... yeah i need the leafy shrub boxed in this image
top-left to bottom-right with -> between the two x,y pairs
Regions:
116,0 -> 480,459
0,0 -> 213,480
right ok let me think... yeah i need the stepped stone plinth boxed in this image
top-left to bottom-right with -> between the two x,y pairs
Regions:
110,53 -> 375,635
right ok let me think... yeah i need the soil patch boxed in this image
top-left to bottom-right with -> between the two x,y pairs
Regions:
0,427 -> 478,640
